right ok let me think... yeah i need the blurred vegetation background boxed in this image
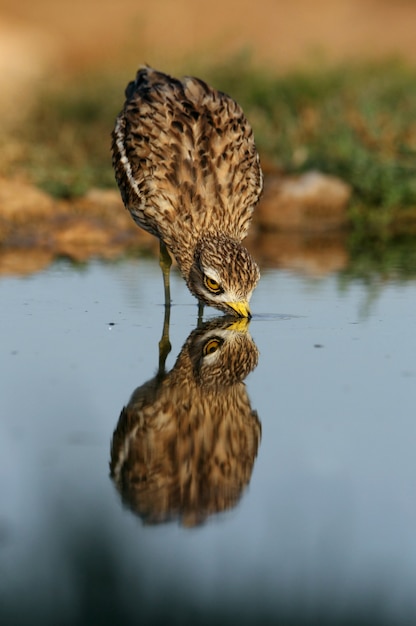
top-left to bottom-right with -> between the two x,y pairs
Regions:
1,0 -> 416,236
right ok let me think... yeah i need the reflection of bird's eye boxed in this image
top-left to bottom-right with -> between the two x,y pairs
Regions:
203,338 -> 222,356
203,276 -> 223,294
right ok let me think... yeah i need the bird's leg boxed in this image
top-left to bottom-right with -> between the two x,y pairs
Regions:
197,301 -> 204,328
158,297 -> 172,375
159,240 -> 172,307
157,241 -> 172,372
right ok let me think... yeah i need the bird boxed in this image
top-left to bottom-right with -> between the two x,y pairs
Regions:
111,66 -> 263,317
110,316 -> 261,526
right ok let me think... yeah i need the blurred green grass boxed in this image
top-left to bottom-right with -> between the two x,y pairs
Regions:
7,71 -> 127,198
207,58 -> 416,228
6,59 -> 416,232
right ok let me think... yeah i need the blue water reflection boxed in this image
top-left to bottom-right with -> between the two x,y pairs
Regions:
1,259 -> 416,625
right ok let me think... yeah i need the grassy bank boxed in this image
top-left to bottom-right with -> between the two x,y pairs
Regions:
208,58 -> 416,231
4,59 -> 416,233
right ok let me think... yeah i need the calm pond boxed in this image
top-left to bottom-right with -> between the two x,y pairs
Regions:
1,251 -> 416,625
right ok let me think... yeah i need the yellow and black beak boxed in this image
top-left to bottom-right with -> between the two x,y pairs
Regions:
225,317 -> 250,332
226,300 -> 252,319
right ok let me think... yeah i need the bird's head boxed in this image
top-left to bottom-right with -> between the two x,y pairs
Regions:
187,234 -> 260,317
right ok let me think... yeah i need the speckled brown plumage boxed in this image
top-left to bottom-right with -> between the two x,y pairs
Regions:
110,317 -> 261,526
112,66 -> 262,316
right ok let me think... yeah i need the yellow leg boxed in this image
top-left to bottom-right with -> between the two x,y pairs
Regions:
159,240 -> 172,307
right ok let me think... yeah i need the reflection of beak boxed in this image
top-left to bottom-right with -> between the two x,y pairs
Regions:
226,300 -> 252,319
226,317 -> 250,333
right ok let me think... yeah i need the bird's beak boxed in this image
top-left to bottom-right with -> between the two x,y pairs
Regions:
225,317 -> 250,332
226,300 -> 252,318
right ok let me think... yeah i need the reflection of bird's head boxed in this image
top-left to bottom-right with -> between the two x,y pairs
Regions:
181,315 -> 259,388
187,235 -> 260,318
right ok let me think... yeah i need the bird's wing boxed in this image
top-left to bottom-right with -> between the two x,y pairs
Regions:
112,67 -> 263,246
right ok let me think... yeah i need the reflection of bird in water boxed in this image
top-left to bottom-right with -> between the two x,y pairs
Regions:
112,66 -> 262,317
110,316 -> 261,527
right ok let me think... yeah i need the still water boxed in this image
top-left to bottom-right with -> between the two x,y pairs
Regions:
1,257 -> 416,625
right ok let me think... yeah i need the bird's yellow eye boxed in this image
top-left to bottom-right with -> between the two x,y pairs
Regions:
204,276 -> 222,294
203,338 -> 222,356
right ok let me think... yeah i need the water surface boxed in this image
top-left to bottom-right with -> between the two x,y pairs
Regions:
1,258 -> 416,625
